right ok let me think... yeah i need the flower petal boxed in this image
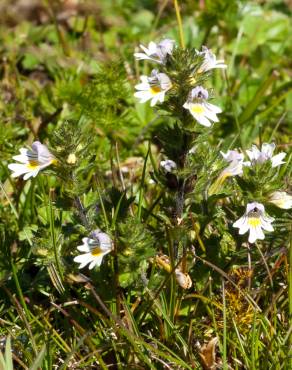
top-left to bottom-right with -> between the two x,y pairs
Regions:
12,154 -> 29,163
74,253 -> 93,268
261,143 -> 275,158
271,152 -> 286,168
77,244 -> 90,252
89,255 -> 104,269
238,219 -> 250,235
23,170 -> 39,180
74,253 -> 92,263
246,202 -> 264,214
195,114 -> 212,127
248,227 -> 258,243
260,217 -> 274,232
8,163 -> 39,179
88,259 -> 98,269
205,102 -> 222,114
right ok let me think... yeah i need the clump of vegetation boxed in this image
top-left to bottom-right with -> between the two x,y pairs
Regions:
0,0 -> 291,369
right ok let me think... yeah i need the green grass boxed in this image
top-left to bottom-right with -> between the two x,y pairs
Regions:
0,0 -> 291,369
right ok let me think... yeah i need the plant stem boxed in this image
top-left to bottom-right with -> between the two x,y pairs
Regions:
173,181 -> 185,258
94,175 -> 110,231
222,278 -> 227,370
113,232 -> 121,318
173,0 -> 185,48
74,196 -> 91,231
39,176 -> 63,282
255,242 -> 273,288
168,229 -> 176,324
45,0 -> 70,56
11,257 -> 31,320
138,146 -> 149,221
49,190 -> 64,282
247,244 -> 252,291
289,227 -> 292,369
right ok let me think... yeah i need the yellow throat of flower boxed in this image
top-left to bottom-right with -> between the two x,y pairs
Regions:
150,86 -> 161,95
247,217 -> 261,227
27,160 -> 40,169
191,104 -> 205,114
91,247 -> 103,257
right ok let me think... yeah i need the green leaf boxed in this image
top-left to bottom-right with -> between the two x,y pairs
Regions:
19,224 -> 38,241
22,53 -> 40,70
0,336 -> 13,370
238,71 -> 278,125
29,344 -> 46,370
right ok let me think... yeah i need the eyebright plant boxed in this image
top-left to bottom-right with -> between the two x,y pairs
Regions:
133,38 -> 290,283
7,38 -> 290,280
4,32 -> 291,369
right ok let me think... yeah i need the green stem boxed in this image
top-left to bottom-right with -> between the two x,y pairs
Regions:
11,257 -> 31,320
95,176 -> 110,231
0,180 -> 33,246
255,242 -> 273,288
222,278 -> 227,370
49,191 -> 64,282
289,227 -> 292,369
0,180 -> 19,220
167,228 -> 176,324
138,146 -> 149,221
173,0 -> 185,48
39,176 -> 63,282
45,0 -> 70,56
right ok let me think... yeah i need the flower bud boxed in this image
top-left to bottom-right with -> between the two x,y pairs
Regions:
66,153 -> 77,164
175,269 -> 192,289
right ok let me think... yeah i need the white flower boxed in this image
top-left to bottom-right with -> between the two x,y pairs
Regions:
196,46 -> 227,73
8,141 -> 56,180
74,230 -> 113,270
134,39 -> 175,64
183,86 -> 222,127
220,150 -> 250,177
246,143 -> 286,168
233,202 -> 274,243
221,150 -> 244,163
134,70 -> 172,106
268,191 -> 292,209
160,159 -> 177,173
208,150 -> 248,195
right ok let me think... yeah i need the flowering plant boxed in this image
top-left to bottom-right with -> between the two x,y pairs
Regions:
1,4 -> 291,367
